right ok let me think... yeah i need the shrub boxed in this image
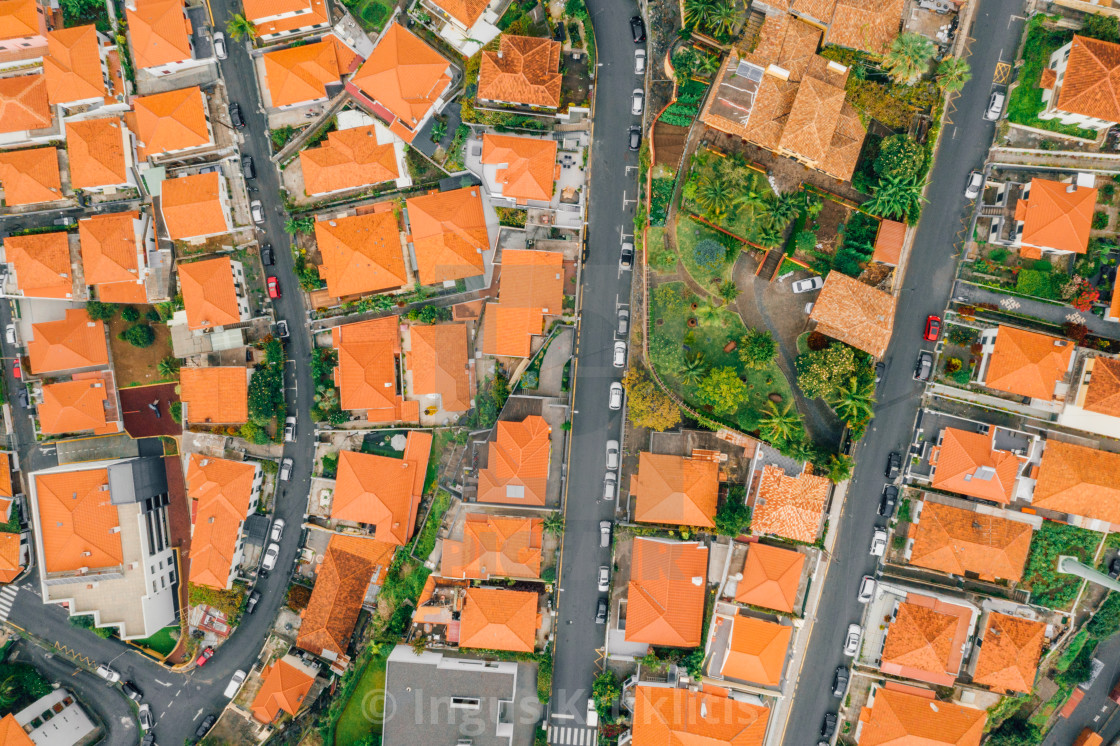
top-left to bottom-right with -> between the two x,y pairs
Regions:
692,238 -> 726,269
1015,268 -> 1059,299
1088,593 -> 1120,639
739,328 -> 777,370
944,357 -> 962,373
121,305 -> 140,322
796,343 -> 857,399
1023,520 -> 1102,609
650,178 -> 676,226
406,304 -> 452,324
1094,211 -> 1110,230
794,230 -> 817,255
874,135 -> 925,181
494,206 -> 526,228
806,331 -> 830,351
988,247 -> 1011,263
714,485 -> 751,536
169,401 -> 182,422
118,323 -> 155,347
85,300 -> 117,320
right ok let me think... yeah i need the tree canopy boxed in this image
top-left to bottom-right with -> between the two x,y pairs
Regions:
622,368 -> 682,431
795,343 -> 858,400
695,366 -> 748,416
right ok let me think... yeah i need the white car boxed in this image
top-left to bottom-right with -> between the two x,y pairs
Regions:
138,703 -> 154,732
608,381 -> 623,410
212,31 -> 227,59
270,518 -> 285,543
94,664 -> 120,683
261,542 -> 280,573
279,457 -> 293,481
613,341 -> 627,368
632,89 -> 644,115
634,49 -> 646,75
857,575 -> 876,604
870,528 -> 887,557
4,325 -> 13,345
224,670 -> 246,699
843,624 -> 862,657
605,439 -> 620,470
792,276 -> 824,294
283,416 -> 296,442
603,472 -> 617,502
250,200 -> 264,224
984,90 -> 1005,121
597,565 -> 610,592
965,170 -> 984,200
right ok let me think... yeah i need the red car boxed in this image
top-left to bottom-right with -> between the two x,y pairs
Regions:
267,276 -> 280,299
197,646 -> 214,666
924,315 -> 941,342
11,359 -> 20,379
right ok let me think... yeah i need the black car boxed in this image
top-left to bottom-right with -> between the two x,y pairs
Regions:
595,597 -> 607,624
122,681 -> 142,702
831,666 -> 849,698
885,451 -> 901,480
1110,557 -> 1120,580
874,361 -> 886,387
229,102 -> 245,128
821,712 -> 838,739
879,485 -> 899,517
196,714 -> 216,738
241,155 -> 255,180
245,590 -> 261,614
628,125 -> 641,151
17,388 -> 28,408
620,243 -> 634,269
261,244 -> 274,265
630,15 -> 646,42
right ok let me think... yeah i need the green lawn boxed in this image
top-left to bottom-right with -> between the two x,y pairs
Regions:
676,216 -> 741,289
1006,17 -> 1098,141
352,0 -> 392,31
646,226 -> 676,272
134,625 -> 180,656
335,645 -> 391,745
1022,521 -> 1103,609
648,281 -> 795,432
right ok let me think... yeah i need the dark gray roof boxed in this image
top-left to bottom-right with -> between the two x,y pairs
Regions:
107,457 -> 168,505
243,514 -> 270,545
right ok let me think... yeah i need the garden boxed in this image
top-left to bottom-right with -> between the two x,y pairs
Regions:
675,216 -> 744,288
1022,520 -> 1102,610
679,149 -> 788,246
340,0 -> 394,33
934,323 -> 981,387
680,0 -> 747,43
964,238 -> 1116,314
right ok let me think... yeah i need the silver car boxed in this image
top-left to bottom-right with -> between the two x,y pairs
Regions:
598,565 -> 610,592
984,90 -> 1005,121
603,472 -> 617,502
250,200 -> 264,224
212,31 -> 227,59
634,48 -> 646,75
224,670 -> 246,698
261,542 -> 280,573
965,170 -> 984,199
613,341 -> 627,368
843,624 -> 862,657
617,308 -> 629,336
279,457 -> 293,481
605,439 -> 620,470
632,89 -> 644,115
870,528 -> 887,557
792,276 -> 824,294
283,416 -> 296,442
857,575 -> 876,604
270,518 -> 285,543
608,382 -> 623,410
599,520 -> 611,548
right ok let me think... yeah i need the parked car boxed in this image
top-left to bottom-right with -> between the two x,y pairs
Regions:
617,308 -> 629,336
595,597 -> 608,624
821,712 -> 837,739
599,520 -> 611,548
984,90 -> 1005,121
283,416 -> 295,442
267,276 -> 280,299
634,48 -> 646,74
271,518 -> 286,542
138,704 -> 154,732
261,543 -> 280,574
857,575 -> 876,604
598,565 -> 610,592
250,200 -> 264,224
792,276 -> 824,294
17,389 -> 28,408
229,102 -> 245,128
276,319 -> 289,339
965,170 -> 984,199
1110,557 -> 1120,580
620,242 -> 634,269
122,681 -> 142,702
261,244 -> 275,265
4,325 -> 13,345
924,314 -> 941,342
95,664 -> 120,683
212,31 -> 227,59
605,439 -> 620,470
630,15 -> 646,42
832,666 -> 849,698
196,714 -> 217,738
224,670 -> 247,699
12,359 -> 20,379
603,472 -> 617,502
628,125 -> 641,151
870,528 -> 887,557
874,361 -> 886,387
885,451 -> 902,480
196,646 -> 214,667
241,155 -> 255,180
608,381 -> 623,410
879,485 -> 899,517
914,351 -> 933,381
245,590 -> 261,614
613,340 -> 627,368
280,457 -> 293,481
843,624 -> 862,657
632,89 -> 644,115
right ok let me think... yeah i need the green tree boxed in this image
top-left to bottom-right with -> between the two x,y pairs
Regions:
764,191 -> 800,227
696,51 -> 721,77
284,216 -> 315,235
682,0 -> 717,28
169,401 -> 182,423
695,175 -> 735,217
694,299 -> 727,327
1088,593 -> 1120,638
226,13 -> 258,41
717,279 -> 741,303
543,513 -> 565,535
696,366 -> 747,416
1082,14 -> 1120,43
406,304 -> 452,324
247,363 -> 284,424
121,305 -> 140,322
936,56 -> 972,94
795,343 -> 858,399
714,485 -> 751,536
829,375 -> 876,426
85,300 -> 117,321
708,0 -> 737,35
758,400 -> 802,445
265,338 -> 284,366
622,368 -> 682,431
119,324 -> 155,348
865,174 -> 925,221
592,672 -> 620,720
795,230 -> 818,255
739,328 -> 776,370
156,356 -> 181,378
882,32 -> 935,85
874,135 -> 925,181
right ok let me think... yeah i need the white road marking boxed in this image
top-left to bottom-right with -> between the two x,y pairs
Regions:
154,679 -> 172,687
193,708 -> 204,721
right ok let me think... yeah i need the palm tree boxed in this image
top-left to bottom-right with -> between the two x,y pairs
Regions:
695,175 -> 736,218
765,191 -> 801,227
157,356 -> 181,378
865,174 -> 925,221
543,513 -> 565,535
830,376 -> 876,425
937,57 -> 972,94
780,435 -> 813,461
759,400 -> 802,445
827,453 -> 855,483
226,13 -> 258,41
285,216 -> 315,235
695,299 -> 726,327
717,280 -> 740,302
682,0 -> 717,27
883,32 -> 935,85
681,351 -> 706,384
696,52 -> 721,77
708,0 -> 738,36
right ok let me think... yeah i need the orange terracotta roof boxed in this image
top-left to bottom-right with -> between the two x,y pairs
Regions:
809,271 -> 896,358
873,219 -> 905,265
0,533 -> 21,584
478,35 -> 561,108
180,367 -> 249,424
481,134 -> 557,203
0,74 -> 50,135
984,326 -> 1074,400
881,596 -> 973,686
827,0 -> 904,55
298,534 -> 396,658
242,0 -> 310,21
330,434 -> 432,545
250,0 -> 329,37
161,172 -> 229,240
1054,36 -> 1120,125
1013,178 -> 1097,255
626,538 -> 708,647
34,467 -> 123,573
481,303 -> 544,358
717,615 -> 791,686
186,454 -> 258,589
1033,440 -> 1120,524
0,714 -> 32,746
632,686 -> 770,745
44,25 -> 106,106
858,686 -> 986,746
79,211 -> 145,302
0,0 -> 43,41
299,124 -> 399,197
331,316 -> 418,423
972,613 -> 1046,694
1082,356 -> 1120,417
179,256 -> 241,330
0,147 -> 61,206
27,308 -> 108,375
132,86 -> 210,159
482,249 -> 564,357
263,36 -> 353,108
251,656 -> 316,723
750,465 -> 830,543
0,453 -> 12,500
736,543 -> 805,612
633,452 -> 718,527
38,375 -> 114,435
476,416 -> 551,506
459,586 -> 540,652
126,0 -> 193,70
408,322 -> 472,412
440,514 -> 542,580
428,0 -> 489,28
779,73 -> 847,166
406,187 -> 488,286
66,117 -> 128,189
5,231 -> 72,299
350,23 -> 451,142
908,501 -> 1032,582
314,211 -> 407,298
929,428 -> 1025,504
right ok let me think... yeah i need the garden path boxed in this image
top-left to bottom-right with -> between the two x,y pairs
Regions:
955,280 -> 1120,341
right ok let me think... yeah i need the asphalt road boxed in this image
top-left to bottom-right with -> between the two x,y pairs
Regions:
780,2 -> 1028,743
546,0 -> 640,737
1043,631 -> 1120,745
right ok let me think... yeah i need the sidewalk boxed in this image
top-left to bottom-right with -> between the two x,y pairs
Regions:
954,280 -> 1120,341
990,147 -> 1120,173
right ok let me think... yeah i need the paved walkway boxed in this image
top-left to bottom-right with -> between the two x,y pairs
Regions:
537,325 -> 575,398
955,280 -> 1120,341
990,146 -> 1120,172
